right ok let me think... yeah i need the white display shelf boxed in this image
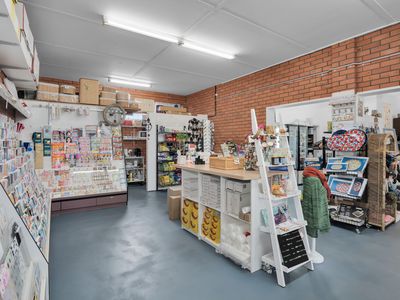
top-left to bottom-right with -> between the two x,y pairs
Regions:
182,195 -> 198,202
271,191 -> 301,202
0,85 -> 31,118
261,252 -> 311,273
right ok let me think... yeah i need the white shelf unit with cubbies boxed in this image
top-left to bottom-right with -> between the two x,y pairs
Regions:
179,165 -> 268,273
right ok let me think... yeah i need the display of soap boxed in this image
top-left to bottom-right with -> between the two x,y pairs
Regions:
202,207 -> 220,244
36,167 -> 127,199
181,199 -> 198,234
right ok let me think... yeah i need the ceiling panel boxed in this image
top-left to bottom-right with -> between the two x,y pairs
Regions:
37,44 -> 145,78
26,5 -> 167,62
377,0 -> 400,19
151,44 -> 256,80
184,11 -> 305,68
137,66 -> 220,95
25,0 -> 210,36
223,0 -> 393,50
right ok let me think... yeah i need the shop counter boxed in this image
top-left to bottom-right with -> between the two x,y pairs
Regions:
176,163 -> 267,273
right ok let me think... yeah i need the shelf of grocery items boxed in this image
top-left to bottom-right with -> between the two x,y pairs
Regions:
123,137 -> 146,141
261,252 -> 311,273
0,84 -> 31,118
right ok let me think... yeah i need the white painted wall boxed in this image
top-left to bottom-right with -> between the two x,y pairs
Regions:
146,113 -> 208,191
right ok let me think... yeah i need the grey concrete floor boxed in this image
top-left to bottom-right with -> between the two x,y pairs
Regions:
50,186 -> 400,300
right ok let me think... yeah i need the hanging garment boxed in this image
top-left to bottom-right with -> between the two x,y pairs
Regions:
302,176 -> 330,238
303,166 -> 331,198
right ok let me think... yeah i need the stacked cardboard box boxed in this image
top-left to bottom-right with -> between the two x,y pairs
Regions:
100,89 -> 117,106
36,82 -> 59,101
167,186 -> 181,220
79,78 -> 99,105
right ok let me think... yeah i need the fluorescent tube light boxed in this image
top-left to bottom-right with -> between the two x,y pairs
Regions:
103,16 -> 179,44
182,41 -> 235,60
109,77 -> 151,88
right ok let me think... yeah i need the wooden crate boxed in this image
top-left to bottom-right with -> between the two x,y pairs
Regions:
209,157 -> 244,170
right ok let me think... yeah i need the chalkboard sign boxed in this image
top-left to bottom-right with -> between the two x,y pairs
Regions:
278,230 -> 309,269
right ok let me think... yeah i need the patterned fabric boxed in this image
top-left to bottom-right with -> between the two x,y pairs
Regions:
302,177 -> 330,238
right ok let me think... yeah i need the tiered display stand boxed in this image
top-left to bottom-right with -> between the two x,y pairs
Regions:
251,109 -> 314,287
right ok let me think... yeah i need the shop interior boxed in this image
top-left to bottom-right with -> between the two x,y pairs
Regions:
1,1 -> 400,300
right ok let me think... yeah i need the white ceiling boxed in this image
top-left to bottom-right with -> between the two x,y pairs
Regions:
24,0 -> 400,95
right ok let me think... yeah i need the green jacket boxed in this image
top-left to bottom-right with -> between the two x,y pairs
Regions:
302,177 -> 330,238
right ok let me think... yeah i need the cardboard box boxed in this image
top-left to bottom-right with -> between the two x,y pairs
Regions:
239,211 -> 251,223
38,82 -> 59,93
158,106 -> 187,113
59,94 -> 78,103
168,186 -> 181,198
60,85 -> 76,95
117,91 -> 130,101
100,91 -> 116,99
102,86 -> 117,93
36,91 -> 58,101
168,195 -> 181,220
100,98 -> 116,106
79,78 -> 99,105
134,98 -> 155,112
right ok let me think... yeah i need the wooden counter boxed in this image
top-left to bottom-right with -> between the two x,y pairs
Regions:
176,164 -> 260,181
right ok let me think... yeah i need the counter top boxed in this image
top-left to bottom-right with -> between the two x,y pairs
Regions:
176,164 -> 260,181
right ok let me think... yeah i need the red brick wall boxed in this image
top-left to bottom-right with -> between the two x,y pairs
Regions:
187,23 -> 400,149
39,77 -> 186,106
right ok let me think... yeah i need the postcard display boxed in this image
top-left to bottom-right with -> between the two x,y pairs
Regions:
326,156 -> 369,232
0,117 -> 50,299
35,125 -> 127,212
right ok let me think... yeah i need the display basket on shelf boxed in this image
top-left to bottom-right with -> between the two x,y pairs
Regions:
209,156 -> 244,170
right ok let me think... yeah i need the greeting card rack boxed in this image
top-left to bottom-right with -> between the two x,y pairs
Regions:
251,109 -> 313,288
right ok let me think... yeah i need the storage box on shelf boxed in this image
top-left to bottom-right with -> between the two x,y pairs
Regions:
125,156 -> 145,183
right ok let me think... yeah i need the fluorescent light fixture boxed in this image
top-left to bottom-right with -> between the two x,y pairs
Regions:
109,77 -> 151,88
103,15 -> 235,60
103,16 -> 179,44
182,41 -> 235,60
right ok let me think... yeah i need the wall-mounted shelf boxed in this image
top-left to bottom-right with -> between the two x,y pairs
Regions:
0,84 -> 31,118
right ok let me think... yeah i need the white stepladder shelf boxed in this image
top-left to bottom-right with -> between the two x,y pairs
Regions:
250,109 -> 314,287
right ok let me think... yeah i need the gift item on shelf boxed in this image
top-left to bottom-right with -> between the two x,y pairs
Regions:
328,175 -> 368,199
327,129 -> 367,152
225,179 -> 250,218
330,204 -> 368,227
251,109 -> 313,287
188,118 -> 204,151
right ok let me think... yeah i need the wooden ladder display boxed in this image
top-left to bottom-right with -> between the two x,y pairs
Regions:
250,109 -> 314,287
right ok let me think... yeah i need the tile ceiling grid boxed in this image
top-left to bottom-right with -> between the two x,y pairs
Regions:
21,0 -> 400,95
